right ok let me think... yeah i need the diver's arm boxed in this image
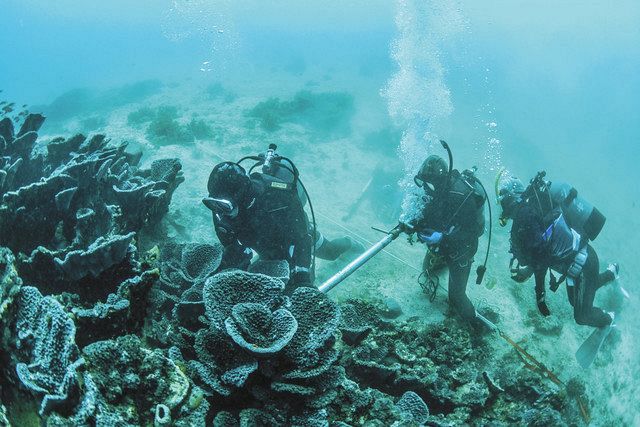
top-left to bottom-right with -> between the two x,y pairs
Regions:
290,232 -> 313,286
534,268 -> 551,316
212,213 -> 251,271
289,205 -> 314,286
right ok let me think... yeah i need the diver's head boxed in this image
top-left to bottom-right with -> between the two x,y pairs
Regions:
415,155 -> 449,194
204,161 -> 252,218
495,168 -> 524,225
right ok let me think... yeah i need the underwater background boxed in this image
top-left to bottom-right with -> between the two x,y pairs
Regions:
1,0 -> 639,425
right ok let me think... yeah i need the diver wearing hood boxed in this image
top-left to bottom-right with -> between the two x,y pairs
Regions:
496,169 -> 621,327
204,153 -> 362,290
405,152 -> 487,325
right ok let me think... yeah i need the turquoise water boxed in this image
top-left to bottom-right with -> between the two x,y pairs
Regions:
2,0 -> 639,425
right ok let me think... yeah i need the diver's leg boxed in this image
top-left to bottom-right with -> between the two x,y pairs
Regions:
566,280 -> 576,306
315,233 -> 364,261
597,263 -> 619,288
447,258 -> 476,323
573,246 -> 613,327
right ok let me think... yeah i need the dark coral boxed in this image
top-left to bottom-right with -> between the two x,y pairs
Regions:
246,90 -> 354,139
146,242 -> 223,350
12,286 -> 83,416
338,300 -> 576,425
146,106 -> 194,145
0,108 -> 183,425
0,112 -> 183,262
0,247 -> 21,324
0,104 -> 587,426
0,112 -> 182,308
35,80 -> 163,126
395,391 -> 430,424
152,265 -> 344,424
224,303 -> 298,355
203,270 -> 286,329
82,335 -> 190,416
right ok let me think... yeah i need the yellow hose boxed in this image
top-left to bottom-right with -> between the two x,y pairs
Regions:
494,166 -> 507,204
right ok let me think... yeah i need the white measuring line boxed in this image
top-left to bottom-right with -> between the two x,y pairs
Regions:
316,211 -> 421,273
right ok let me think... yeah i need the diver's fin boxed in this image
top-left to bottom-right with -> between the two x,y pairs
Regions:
575,323 -> 615,369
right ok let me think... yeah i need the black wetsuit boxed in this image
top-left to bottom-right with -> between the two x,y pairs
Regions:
510,204 -> 613,327
415,170 -> 485,322
213,173 -> 313,285
212,172 -> 355,287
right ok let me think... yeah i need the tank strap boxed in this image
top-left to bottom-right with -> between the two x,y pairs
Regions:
566,246 -> 588,287
314,232 -> 325,250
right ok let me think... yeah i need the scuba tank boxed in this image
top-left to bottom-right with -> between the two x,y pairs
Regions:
549,182 -> 605,241
522,171 -> 605,242
253,143 -> 307,206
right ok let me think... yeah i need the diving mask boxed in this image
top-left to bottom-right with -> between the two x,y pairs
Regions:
203,197 -> 239,218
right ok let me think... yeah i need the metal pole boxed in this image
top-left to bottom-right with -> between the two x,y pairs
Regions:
475,312 -> 498,332
318,228 -> 401,294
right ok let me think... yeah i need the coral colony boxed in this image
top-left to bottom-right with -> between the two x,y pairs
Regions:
0,109 -> 584,425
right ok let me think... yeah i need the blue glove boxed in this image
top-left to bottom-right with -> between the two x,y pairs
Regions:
418,231 -> 443,245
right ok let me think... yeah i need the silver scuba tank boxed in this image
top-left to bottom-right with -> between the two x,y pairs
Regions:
549,182 -> 606,241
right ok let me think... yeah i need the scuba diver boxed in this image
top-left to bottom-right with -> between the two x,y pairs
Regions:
496,169 -> 624,328
402,141 -> 490,327
342,158 -> 404,225
203,144 -> 363,290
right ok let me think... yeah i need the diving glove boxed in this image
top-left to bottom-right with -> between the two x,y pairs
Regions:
418,230 -> 443,245
510,265 -> 533,283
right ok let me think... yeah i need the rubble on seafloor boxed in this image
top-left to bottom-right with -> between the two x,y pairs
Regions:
0,108 -> 587,426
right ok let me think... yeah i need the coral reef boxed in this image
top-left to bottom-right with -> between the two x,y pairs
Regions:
0,104 -> 589,426
0,248 -> 21,324
81,335 -> 190,422
35,80 -> 163,126
205,82 -> 237,104
246,90 -> 354,138
0,110 -> 183,304
224,302 -> 298,354
337,300 -> 579,425
13,286 -> 83,416
146,106 -> 194,145
0,108 -> 184,425
152,266 -> 344,424
396,391 -> 430,424
146,242 -> 223,349
128,105 -> 213,144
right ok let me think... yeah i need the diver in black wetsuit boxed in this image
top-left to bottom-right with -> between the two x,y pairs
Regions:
203,148 -> 362,289
403,153 -> 487,325
497,170 -> 621,327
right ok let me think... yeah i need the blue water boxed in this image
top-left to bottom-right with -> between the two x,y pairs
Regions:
2,0 -> 639,424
